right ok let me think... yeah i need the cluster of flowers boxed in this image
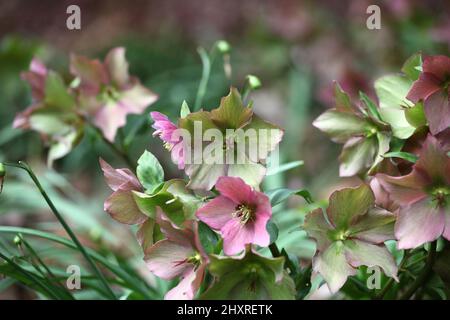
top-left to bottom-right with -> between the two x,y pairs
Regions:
16,49 -> 450,298
15,47 -> 158,165
312,54 -> 450,292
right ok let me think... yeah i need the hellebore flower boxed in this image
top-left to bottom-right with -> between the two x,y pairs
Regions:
304,184 -> 398,293
313,82 -> 391,177
200,248 -> 295,300
196,176 -> 271,255
150,111 -> 185,169
71,47 -> 158,142
15,58 -> 83,166
100,158 -> 155,250
406,55 -> 450,135
377,135 -> 450,249
144,214 -> 207,300
178,88 -> 283,190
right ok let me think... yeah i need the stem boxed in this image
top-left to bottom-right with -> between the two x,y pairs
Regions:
269,242 -> 298,275
3,161 -> 117,299
374,249 -> 411,300
194,47 -> 212,111
399,241 -> 437,300
269,242 -> 281,257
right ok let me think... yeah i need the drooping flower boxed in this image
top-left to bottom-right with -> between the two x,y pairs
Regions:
99,158 -> 154,250
406,55 -> 450,135
377,135 -> 450,249
303,184 -> 398,293
150,111 -> 185,169
144,213 -> 207,300
177,88 -> 283,190
313,82 -> 391,177
196,176 -> 271,255
14,58 -> 83,166
71,47 -> 158,142
200,248 -> 295,300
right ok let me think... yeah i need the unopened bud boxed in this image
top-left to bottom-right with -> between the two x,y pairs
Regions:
216,40 -> 231,54
246,75 -> 262,90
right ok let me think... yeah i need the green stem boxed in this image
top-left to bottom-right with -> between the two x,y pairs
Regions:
399,241 -> 437,300
269,242 -> 281,257
194,47 -> 212,111
3,161 -> 117,299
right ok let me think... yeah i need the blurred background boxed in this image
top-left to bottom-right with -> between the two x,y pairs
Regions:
1,0 -> 450,299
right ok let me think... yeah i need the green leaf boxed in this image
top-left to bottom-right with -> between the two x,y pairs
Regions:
383,151 -> 418,163
266,188 -> 313,206
405,102 -> 427,128
401,53 -> 422,81
198,221 -> 219,254
266,220 -> 279,244
359,91 -> 382,121
266,160 -> 304,176
180,100 -> 191,118
136,150 -> 164,193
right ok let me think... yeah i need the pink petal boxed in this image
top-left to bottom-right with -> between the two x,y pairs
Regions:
145,239 -> 194,280
165,264 -> 206,300
104,47 -> 129,87
406,72 -> 441,103
155,211 -> 195,247
221,218 -> 255,255
94,102 -> 128,142
395,198 -> 446,249
443,212 -> 450,241
196,196 -> 235,230
376,173 -> 428,206
119,84 -> 158,114
215,176 -> 256,205
423,91 -> 450,135
104,189 -> 147,224
416,134 -> 450,183
99,158 -> 141,191
422,55 -> 450,82
70,54 -> 108,94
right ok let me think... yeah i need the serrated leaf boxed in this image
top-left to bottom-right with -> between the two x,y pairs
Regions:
136,150 -> 164,193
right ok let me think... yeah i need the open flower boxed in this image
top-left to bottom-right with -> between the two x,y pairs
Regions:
196,176 -> 271,255
313,82 -> 390,177
178,88 -> 283,190
377,135 -> 450,249
406,55 -> 450,135
303,184 -> 398,293
144,214 -> 207,300
71,47 -> 158,142
15,58 -> 83,165
150,111 -> 185,169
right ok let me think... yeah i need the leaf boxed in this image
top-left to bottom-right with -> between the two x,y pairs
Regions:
359,91 -> 382,121
405,102 -> 427,128
383,151 -> 418,163
136,150 -> 164,193
401,53 -> 422,81
266,188 -> 313,206
198,221 -> 219,254
266,220 -> 279,244
180,100 -> 190,118
266,160 -> 304,176
44,71 -> 75,109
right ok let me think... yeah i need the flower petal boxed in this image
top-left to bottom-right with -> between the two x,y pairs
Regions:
70,54 -> 108,93
421,55 -> 450,82
215,176 -> 255,205
407,72 -> 442,103
376,173 -> 428,206
99,158 -> 141,191
313,110 -> 369,143
104,47 -> 129,87
350,207 -> 396,244
415,134 -> 450,184
395,197 -> 446,249
144,239 -> 194,280
104,189 -> 147,224
339,136 -> 377,177
326,184 -> 375,230
196,196 -> 235,230
423,91 -> 450,135
303,208 -> 333,251
119,83 -> 158,114
165,264 -> 206,300
221,218 -> 255,255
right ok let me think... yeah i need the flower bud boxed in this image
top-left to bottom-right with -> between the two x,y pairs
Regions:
216,40 -> 231,54
246,75 -> 262,90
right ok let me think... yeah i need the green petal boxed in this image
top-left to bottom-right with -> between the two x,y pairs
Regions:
136,150 -> 164,194
327,184 -> 375,230
313,110 -> 369,143
210,88 -> 253,129
303,208 -> 333,251
349,207 -> 396,243
339,136 -> 377,176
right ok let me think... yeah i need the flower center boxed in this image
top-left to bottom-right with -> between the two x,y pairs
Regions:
329,229 -> 351,241
431,186 -> 450,207
174,252 -> 201,269
365,127 -> 378,138
99,85 -> 120,103
232,204 -> 255,225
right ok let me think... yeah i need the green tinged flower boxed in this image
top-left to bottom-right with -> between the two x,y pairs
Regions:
200,249 -> 295,299
303,184 -> 398,293
313,83 -> 391,177
178,87 -> 283,190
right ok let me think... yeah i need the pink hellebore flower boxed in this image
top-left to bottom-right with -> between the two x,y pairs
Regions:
150,112 -> 185,169
406,55 -> 450,135
71,47 -> 158,142
196,176 -> 272,255
145,214 -> 207,300
377,135 -> 450,249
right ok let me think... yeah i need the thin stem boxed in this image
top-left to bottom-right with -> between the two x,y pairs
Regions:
269,242 -> 281,257
194,47 -> 212,111
399,241 -> 437,300
374,249 -> 411,300
3,161 -> 117,299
